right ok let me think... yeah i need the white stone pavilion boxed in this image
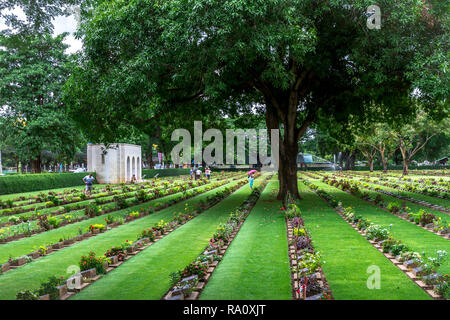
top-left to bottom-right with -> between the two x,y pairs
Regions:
87,143 -> 142,184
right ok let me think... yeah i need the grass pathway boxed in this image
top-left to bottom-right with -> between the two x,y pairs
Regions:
0,177 -> 231,263
297,181 -> 430,300
71,180 -> 262,300
303,177 -> 450,275
200,177 -> 291,300
0,179 -> 244,300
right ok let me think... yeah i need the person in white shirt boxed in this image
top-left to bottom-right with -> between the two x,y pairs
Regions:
195,168 -> 202,180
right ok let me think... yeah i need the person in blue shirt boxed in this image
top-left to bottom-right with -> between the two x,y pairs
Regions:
248,174 -> 254,189
82,174 -> 95,195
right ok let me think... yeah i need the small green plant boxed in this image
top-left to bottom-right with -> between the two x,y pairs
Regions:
36,276 -> 63,300
16,290 -> 39,300
365,224 -> 390,241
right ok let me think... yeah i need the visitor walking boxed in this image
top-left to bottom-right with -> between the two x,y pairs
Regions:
131,174 -> 137,184
248,173 -> 254,189
82,173 -> 95,196
195,168 -> 202,180
205,167 -> 211,180
190,168 -> 194,180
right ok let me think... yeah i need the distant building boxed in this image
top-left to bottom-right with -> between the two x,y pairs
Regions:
297,153 -> 335,169
87,143 -> 142,184
438,157 -> 448,166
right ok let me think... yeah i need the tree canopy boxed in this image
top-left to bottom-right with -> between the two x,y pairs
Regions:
64,0 -> 449,200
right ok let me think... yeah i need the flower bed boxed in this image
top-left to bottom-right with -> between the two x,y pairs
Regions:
284,202 -> 333,300
302,177 -> 449,300
163,175 -> 270,300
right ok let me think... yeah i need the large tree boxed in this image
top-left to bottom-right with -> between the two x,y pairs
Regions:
65,0 -> 448,200
0,31 -> 80,172
391,110 -> 448,175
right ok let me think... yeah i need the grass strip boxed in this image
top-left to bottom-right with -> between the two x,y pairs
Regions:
297,181 -> 430,300
200,177 -> 292,300
0,180 -> 247,300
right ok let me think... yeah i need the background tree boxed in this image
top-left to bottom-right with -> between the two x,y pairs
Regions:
0,0 -> 81,32
354,131 -> 378,172
371,123 -> 398,173
0,31 -> 80,172
391,109 -> 448,175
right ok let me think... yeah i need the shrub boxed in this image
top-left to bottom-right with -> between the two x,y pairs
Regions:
114,196 -> 128,209
293,227 -> 307,237
87,224 -> 105,232
105,245 -> 127,262
366,225 -> 390,241
418,210 -> 437,226
296,236 -> 312,250
285,204 -> 301,219
142,168 -> 190,178
36,276 -> 63,300
104,214 -> 115,225
297,251 -> 322,275
387,202 -> 401,213
85,203 -> 101,217
357,218 -> 371,230
135,190 -> 148,202
0,172 -> 96,195
374,194 -> 384,205
37,214 -> 51,231
47,216 -> 61,229
182,260 -> 208,280
434,275 -> 450,299
16,290 -> 39,300
79,251 -> 108,274
8,216 -> 20,224
138,229 -> 156,242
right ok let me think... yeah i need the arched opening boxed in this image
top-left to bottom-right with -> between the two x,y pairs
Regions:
132,156 -> 136,179
137,157 -> 140,180
126,156 -> 130,182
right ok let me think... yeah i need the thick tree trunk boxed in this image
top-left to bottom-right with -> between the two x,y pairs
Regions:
339,151 -> 348,169
369,159 -> 374,172
265,104 -> 300,201
31,154 -> 42,173
277,140 -> 299,201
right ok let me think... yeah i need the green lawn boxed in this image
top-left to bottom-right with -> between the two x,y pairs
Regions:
0,179 -> 246,300
200,177 -> 292,300
297,181 -> 430,300
0,178 -> 233,264
71,180 -> 262,300
0,184 -> 107,201
350,176 -> 450,210
302,176 -> 450,275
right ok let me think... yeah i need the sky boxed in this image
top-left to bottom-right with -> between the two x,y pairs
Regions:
0,7 -> 82,54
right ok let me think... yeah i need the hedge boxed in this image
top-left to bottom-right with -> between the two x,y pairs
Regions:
142,168 -> 190,178
0,172 -> 96,195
